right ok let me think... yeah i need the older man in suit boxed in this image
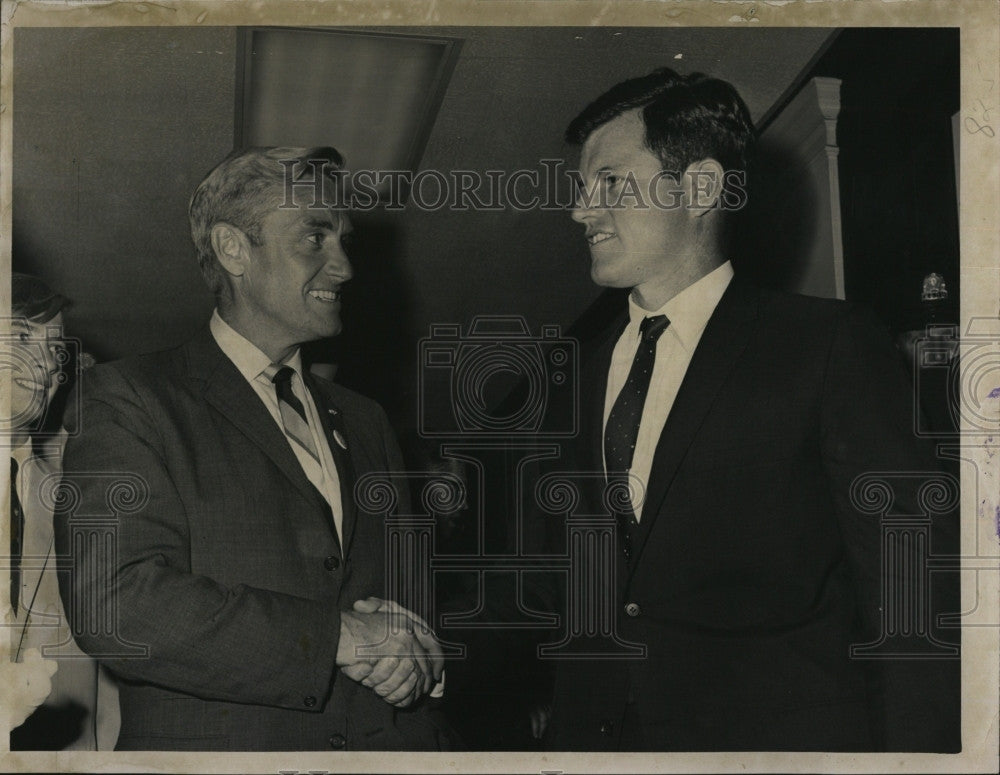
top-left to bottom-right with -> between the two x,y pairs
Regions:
56,146 -> 449,751
543,68 -> 960,752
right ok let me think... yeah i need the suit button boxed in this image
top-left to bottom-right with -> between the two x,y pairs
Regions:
599,719 -> 614,735
329,733 -> 346,749
324,556 -> 340,571
303,696 -> 317,708
624,602 -> 641,617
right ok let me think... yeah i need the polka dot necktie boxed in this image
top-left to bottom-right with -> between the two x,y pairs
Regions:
603,314 -> 670,559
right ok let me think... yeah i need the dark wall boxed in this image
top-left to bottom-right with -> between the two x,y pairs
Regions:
815,27 -> 960,330
730,28 -> 960,332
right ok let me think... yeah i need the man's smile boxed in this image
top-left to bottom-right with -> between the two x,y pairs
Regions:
307,288 -> 342,303
586,231 -> 616,246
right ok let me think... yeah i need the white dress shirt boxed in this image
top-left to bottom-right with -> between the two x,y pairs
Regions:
603,261 -> 734,520
210,310 -> 343,540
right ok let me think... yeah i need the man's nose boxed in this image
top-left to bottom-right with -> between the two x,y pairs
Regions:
325,242 -> 353,282
570,184 -> 597,224
571,197 -> 593,224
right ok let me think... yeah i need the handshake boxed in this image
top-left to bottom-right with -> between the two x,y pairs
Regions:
336,597 -> 445,708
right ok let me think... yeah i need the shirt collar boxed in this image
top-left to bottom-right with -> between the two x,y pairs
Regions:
210,309 -> 304,384
627,261 -> 734,350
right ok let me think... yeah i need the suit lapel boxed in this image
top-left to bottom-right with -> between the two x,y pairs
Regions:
186,327 -> 328,517
305,376 -> 358,558
629,280 -> 759,572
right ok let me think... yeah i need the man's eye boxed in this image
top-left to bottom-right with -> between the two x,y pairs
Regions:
18,332 -> 30,343
306,233 -> 326,246
604,175 -> 620,188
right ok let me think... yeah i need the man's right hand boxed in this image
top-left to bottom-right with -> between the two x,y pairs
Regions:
336,603 -> 439,708
0,648 -> 58,733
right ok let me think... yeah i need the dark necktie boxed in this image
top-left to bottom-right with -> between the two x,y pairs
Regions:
604,314 -> 670,559
266,365 -> 321,466
10,457 -> 23,615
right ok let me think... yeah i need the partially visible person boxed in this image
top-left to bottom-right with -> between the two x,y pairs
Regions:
4,272 -> 118,749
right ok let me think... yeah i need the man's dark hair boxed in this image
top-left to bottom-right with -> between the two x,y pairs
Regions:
12,272 -> 69,323
566,67 -> 755,187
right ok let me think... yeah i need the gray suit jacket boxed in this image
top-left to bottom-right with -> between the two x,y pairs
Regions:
56,326 -> 450,751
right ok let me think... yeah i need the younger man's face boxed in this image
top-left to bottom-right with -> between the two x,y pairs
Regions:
571,109 -> 692,302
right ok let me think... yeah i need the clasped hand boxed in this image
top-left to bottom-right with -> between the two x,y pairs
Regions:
336,597 -> 443,708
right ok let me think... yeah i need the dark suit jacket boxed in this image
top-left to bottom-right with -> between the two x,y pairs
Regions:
546,279 -> 960,752
55,326 -> 451,751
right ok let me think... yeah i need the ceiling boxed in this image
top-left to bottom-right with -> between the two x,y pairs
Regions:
358,25 -> 836,171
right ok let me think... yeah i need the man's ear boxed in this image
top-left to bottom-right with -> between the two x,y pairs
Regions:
210,222 -> 250,278
683,158 -> 725,217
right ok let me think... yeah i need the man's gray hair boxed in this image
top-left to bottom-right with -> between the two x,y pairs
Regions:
188,146 -> 345,298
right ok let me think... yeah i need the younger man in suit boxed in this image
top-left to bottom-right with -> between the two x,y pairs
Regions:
544,68 -> 960,752
56,147 -> 449,751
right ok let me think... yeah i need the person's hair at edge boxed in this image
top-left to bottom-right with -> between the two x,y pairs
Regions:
188,146 -> 345,300
12,272 -> 69,324
565,67 -> 756,206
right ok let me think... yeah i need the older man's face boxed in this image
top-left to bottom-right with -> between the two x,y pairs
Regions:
236,201 -> 354,355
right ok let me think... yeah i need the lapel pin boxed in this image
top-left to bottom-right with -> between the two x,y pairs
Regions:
328,408 -> 338,415
333,429 -> 348,450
